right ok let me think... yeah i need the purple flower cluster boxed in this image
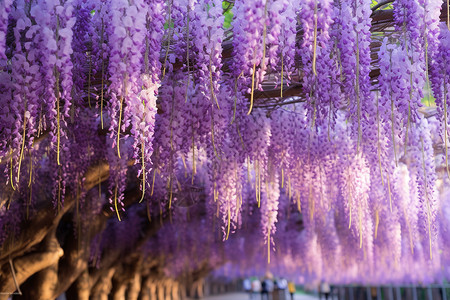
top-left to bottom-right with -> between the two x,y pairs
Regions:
378,39 -> 413,162
299,0 -> 332,75
0,0 -> 13,60
231,0 -> 266,113
336,0 -> 373,150
7,1 -> 40,188
277,0 -> 298,87
1,0 -> 450,286
430,24 -> 450,174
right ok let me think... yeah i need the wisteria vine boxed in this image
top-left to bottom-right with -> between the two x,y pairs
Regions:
0,0 -> 449,285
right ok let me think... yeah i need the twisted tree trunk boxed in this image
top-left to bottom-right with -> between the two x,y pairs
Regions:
0,246 -> 63,300
91,267 -> 116,300
14,227 -> 62,300
127,272 -> 141,300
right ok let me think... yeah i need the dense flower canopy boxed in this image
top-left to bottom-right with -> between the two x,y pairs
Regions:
1,0 -> 450,288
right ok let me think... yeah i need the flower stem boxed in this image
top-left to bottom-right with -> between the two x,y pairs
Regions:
420,137 -> 432,260
312,0 -> 318,76
185,4 -> 191,103
231,71 -> 243,124
139,142 -> 146,203
209,54 -> 220,109
53,14 -> 62,166
261,0 -> 268,69
114,184 -> 121,221
387,172 -> 393,213
27,177 -> 32,220
267,217 -> 271,264
247,63 -> 256,115
169,176 -> 173,209
162,0 -> 173,80
404,70 -> 413,155
348,188 -> 352,229
9,149 -> 15,190
28,150 -> 32,187
226,204 -> 231,240
151,169 -> 156,196
355,34 -> 362,153
181,154 -> 188,177
56,69 -> 61,166
100,19 -> 105,129
447,0 -> 449,30
117,95 -> 124,159
358,201 -> 363,248
192,130 -> 196,184
374,209 -> 379,239
255,160 -> 259,206
17,109 -> 27,186
211,108 -> 220,160
280,52 -> 284,98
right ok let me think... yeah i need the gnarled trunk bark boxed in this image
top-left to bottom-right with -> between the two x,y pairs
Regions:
0,247 -> 63,300
111,281 -> 127,300
138,276 -> 152,300
156,280 -> 165,300
127,272 -> 141,300
15,227 -> 63,300
171,280 -> 180,300
65,268 -> 90,300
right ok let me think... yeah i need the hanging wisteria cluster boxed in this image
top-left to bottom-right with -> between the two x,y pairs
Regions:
1,0 -> 450,285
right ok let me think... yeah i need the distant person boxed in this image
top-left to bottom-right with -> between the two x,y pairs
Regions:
266,278 -> 274,298
252,278 -> 261,299
268,278 -> 275,291
278,277 -> 288,295
261,278 -> 269,300
320,281 -> 331,300
273,279 -> 279,300
243,278 -> 252,298
288,281 -> 296,300
370,287 -> 377,300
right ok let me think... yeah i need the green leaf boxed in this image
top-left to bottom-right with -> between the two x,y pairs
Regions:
223,1 -> 233,29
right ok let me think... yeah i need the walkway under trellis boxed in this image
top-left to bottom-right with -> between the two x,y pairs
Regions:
202,292 -> 320,300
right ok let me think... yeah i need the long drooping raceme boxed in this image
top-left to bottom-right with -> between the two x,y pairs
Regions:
231,0 -> 266,114
277,0 -> 298,93
8,1 -> 40,190
0,0 -> 13,60
0,0 -> 449,287
431,23 -> 450,177
299,0 -> 333,126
